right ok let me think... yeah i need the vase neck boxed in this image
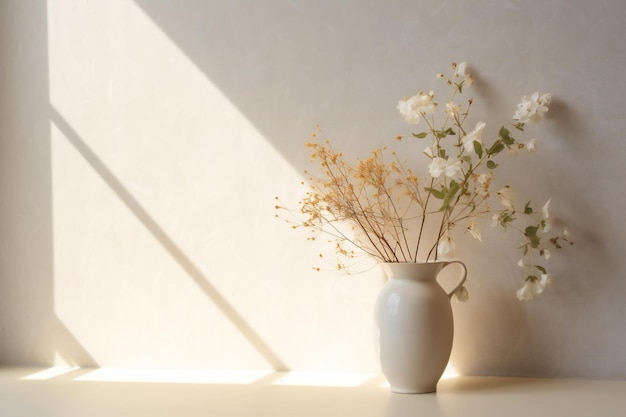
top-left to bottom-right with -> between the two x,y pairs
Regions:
380,262 -> 445,281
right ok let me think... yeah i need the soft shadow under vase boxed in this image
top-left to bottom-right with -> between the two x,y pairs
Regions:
374,261 -> 466,394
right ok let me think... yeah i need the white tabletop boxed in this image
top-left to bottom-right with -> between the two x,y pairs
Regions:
1,368 -> 625,417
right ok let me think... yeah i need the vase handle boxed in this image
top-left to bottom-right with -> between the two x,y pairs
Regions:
441,260 -> 467,298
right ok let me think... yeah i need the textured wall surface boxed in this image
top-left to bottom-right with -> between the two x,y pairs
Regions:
1,0 -> 625,380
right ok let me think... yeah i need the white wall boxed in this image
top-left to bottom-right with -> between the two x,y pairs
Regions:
1,0 -> 625,380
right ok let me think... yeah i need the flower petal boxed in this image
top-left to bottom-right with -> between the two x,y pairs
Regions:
497,186 -> 515,210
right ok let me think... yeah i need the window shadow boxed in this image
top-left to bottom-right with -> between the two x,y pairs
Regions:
52,315 -> 99,367
50,107 -> 288,371
0,1 -> 96,369
131,0 -> 406,167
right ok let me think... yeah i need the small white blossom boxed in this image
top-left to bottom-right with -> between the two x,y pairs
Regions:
516,279 -> 542,301
513,92 -> 552,124
542,199 -> 551,218
525,138 -> 537,151
443,158 -> 462,178
428,158 -> 447,177
462,121 -> 486,154
423,146 -> 434,158
437,236 -> 456,258
467,218 -> 482,241
542,249 -> 551,260
455,62 -> 468,78
491,213 -> 500,228
517,258 -> 524,267
428,157 -> 462,178
397,91 -> 437,125
475,172 -> 493,196
542,199 -> 553,233
497,185 -> 515,210
516,274 -> 552,301
446,101 -> 462,118
541,273 -> 552,285
454,62 -> 473,86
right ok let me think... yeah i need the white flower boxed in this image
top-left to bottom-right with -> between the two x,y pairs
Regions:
453,286 -> 469,303
541,273 -> 552,286
542,198 -> 551,219
443,158 -> 463,177
446,101 -> 462,118
542,249 -> 551,260
491,213 -> 500,228
428,158 -> 447,177
475,172 -> 493,196
516,274 -> 552,301
516,279 -> 541,301
455,62 -> 468,78
397,91 -> 437,125
454,62 -> 473,86
517,258 -> 524,267
513,92 -> 552,124
423,146 -> 434,158
462,121 -> 486,154
428,157 -> 462,178
467,218 -> 482,241
437,236 -> 456,258
525,138 -> 537,151
497,185 -> 515,210
542,199 -> 553,233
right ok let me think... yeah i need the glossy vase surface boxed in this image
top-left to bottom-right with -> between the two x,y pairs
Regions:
374,261 -> 466,394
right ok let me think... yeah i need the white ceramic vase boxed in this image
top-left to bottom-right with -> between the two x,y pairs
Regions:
374,261 -> 467,394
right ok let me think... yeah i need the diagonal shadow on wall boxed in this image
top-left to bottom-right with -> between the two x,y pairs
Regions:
50,106 -> 288,371
53,316 -> 99,367
131,0 -> 410,166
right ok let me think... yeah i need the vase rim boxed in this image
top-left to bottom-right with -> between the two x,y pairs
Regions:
380,259 -> 458,264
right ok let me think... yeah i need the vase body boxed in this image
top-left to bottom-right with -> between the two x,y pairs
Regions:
374,261 -> 466,394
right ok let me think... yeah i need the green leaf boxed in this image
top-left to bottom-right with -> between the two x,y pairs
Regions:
433,128 -> 456,139
473,141 -> 483,158
425,187 -> 446,199
524,225 -> 541,248
524,201 -> 533,215
488,140 -> 505,156
494,212 -> 516,229
460,155 -> 473,166
535,265 -> 547,274
412,132 -> 428,139
442,181 -> 460,209
486,160 -> 498,169
438,148 -> 447,158
499,127 -> 515,145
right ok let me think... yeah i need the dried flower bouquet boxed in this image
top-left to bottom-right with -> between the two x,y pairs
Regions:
277,63 -> 571,301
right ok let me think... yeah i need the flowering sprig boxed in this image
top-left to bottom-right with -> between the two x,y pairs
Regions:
276,62 -> 572,301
